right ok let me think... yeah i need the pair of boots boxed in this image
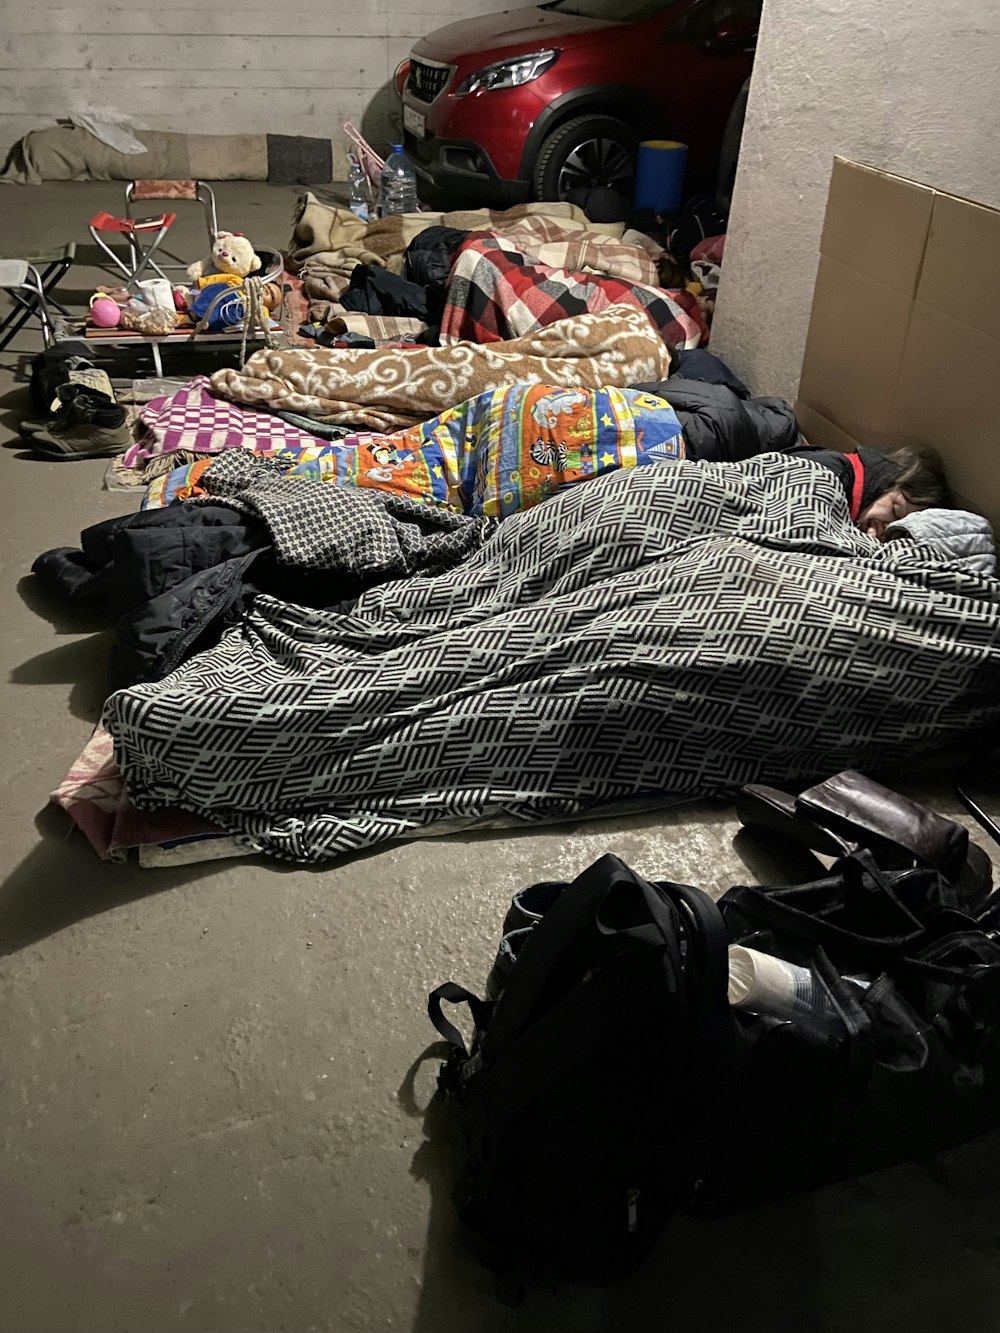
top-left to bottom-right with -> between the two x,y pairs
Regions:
20,381 -> 131,460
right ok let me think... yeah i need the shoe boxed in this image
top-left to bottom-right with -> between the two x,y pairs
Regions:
737,770 -> 993,907
486,881 -> 569,999
500,880 -> 568,936
19,374 -> 117,439
28,390 -> 131,460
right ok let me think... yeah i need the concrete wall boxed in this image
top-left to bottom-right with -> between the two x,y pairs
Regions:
711,0 -> 1000,400
0,0 -> 505,156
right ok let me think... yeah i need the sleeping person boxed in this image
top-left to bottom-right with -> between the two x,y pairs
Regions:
142,377 -> 950,540
635,374 -> 952,540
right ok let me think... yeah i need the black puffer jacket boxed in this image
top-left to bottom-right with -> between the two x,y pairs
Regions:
634,378 -> 801,461
32,503 -> 271,693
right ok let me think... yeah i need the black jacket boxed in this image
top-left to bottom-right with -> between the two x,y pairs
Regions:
633,379 -> 900,513
634,378 -> 801,461
778,444 -> 902,516
32,490 -> 454,695
33,503 -> 270,693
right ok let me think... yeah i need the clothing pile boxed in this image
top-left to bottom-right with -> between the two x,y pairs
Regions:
286,196 -> 707,349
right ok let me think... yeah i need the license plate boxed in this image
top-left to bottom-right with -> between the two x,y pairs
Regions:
403,104 -> 426,139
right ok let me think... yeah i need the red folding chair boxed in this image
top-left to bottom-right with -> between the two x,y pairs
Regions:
125,179 -> 219,250
89,210 -> 177,287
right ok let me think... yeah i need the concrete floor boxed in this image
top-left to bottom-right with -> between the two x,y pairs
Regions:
2,182 -> 1000,1333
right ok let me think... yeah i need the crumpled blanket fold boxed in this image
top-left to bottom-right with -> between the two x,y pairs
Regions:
198,448 -> 490,576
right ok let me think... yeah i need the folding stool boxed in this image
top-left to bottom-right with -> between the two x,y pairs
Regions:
88,209 -> 178,287
125,179 -> 219,250
0,258 -> 56,348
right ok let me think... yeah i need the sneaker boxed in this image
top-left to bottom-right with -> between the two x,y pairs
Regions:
29,419 -> 132,459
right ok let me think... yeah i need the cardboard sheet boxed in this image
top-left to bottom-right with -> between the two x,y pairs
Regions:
796,157 -> 1000,531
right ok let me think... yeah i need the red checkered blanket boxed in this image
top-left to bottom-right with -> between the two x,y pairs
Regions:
441,234 -> 707,348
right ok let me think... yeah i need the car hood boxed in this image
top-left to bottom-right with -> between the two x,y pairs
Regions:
411,4 -> 617,65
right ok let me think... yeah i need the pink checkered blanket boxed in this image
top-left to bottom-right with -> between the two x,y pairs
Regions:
123,375 -> 322,471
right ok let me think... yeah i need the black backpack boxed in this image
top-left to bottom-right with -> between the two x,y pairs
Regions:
427,854 -> 743,1286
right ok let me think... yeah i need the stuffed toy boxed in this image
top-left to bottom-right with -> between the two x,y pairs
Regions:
186,232 -> 262,284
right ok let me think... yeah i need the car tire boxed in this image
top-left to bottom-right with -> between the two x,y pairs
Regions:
532,114 -> 639,203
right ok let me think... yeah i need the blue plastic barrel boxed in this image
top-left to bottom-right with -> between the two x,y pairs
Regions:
633,140 -> 688,214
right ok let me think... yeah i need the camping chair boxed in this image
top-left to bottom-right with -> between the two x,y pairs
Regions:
88,180 -> 219,288
125,179 -> 219,249
0,257 -> 59,349
88,209 -> 178,287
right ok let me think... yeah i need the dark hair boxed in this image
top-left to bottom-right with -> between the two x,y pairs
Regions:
884,446 -> 953,509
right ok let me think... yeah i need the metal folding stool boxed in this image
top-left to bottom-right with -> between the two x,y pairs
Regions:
0,258 -> 56,348
0,244 -> 74,350
88,209 -> 178,287
126,179 -> 220,253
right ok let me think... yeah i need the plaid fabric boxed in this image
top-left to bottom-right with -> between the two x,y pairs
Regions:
123,375 -> 324,471
199,448 -> 487,576
459,220 -> 660,285
441,236 -> 707,348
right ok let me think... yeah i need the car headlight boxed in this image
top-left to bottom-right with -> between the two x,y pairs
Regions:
454,49 -> 558,96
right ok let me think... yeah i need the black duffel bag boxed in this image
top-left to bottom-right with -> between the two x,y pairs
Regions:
707,851 -> 1000,1214
429,838 -> 1000,1284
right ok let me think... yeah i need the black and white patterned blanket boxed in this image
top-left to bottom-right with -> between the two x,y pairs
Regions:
104,457 -> 1000,863
200,448 -> 489,578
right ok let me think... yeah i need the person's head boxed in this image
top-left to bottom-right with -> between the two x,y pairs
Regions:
857,446 -> 952,540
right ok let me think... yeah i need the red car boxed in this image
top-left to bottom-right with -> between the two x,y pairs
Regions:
399,0 -> 760,206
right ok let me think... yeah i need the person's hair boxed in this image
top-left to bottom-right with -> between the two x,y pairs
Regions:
884,446 -> 953,509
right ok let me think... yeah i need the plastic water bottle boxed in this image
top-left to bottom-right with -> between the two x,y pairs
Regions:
347,153 -> 369,222
380,144 -> 418,217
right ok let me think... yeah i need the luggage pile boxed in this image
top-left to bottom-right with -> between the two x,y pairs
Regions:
430,771 -> 1000,1287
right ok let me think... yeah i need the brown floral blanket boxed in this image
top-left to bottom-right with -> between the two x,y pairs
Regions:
210,304 -> 673,431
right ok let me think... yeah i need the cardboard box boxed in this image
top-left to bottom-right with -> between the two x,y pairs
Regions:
796,157 -> 1000,530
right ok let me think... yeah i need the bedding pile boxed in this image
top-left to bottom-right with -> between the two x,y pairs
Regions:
22,177 -> 996,870
286,195 -> 702,348
101,456 -> 1000,863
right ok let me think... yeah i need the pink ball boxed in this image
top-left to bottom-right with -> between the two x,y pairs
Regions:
89,296 -> 122,328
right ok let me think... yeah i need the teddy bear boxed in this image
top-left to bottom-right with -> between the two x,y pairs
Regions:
186,231 -> 262,285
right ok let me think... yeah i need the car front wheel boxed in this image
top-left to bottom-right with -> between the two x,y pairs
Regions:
531,114 -> 639,203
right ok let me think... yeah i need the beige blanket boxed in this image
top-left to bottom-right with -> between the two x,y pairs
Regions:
211,304 -> 671,432
287,195 -> 625,269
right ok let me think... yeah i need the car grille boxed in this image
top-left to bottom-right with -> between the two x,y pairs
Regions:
407,59 -> 451,104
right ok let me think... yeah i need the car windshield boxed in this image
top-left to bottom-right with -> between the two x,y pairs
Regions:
541,0 -> 673,20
